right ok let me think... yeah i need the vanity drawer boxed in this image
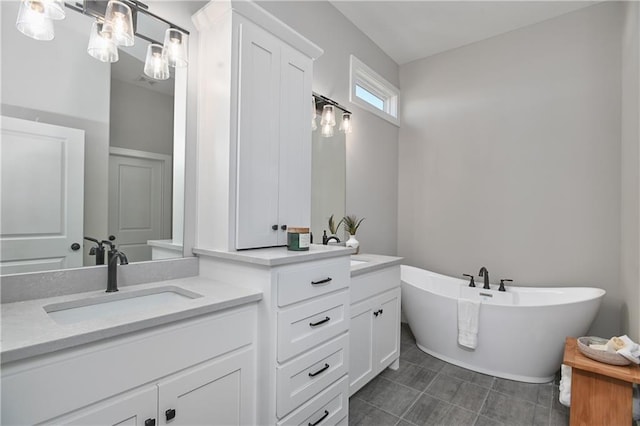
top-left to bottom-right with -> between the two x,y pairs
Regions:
276,334 -> 348,418
350,265 -> 400,305
277,290 -> 349,362
277,375 -> 349,426
277,258 -> 349,307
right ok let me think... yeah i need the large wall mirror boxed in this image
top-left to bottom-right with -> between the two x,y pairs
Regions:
0,1 -> 187,274
311,94 -> 348,243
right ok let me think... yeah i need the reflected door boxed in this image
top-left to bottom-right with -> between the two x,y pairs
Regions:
108,148 -> 171,263
0,116 -> 85,274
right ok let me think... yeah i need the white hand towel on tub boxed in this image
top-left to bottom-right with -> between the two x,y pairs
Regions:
457,298 -> 480,349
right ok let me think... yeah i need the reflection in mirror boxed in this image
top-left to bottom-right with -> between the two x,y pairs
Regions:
0,1 -> 187,275
311,94 -> 348,245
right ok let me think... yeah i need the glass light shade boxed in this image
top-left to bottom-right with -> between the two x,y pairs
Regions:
320,105 -> 336,127
163,28 -> 188,68
311,96 -> 317,131
144,43 -> 170,80
16,0 -> 54,41
321,124 -> 334,138
38,0 -> 65,20
339,113 -> 352,134
87,21 -> 118,63
102,0 -> 134,47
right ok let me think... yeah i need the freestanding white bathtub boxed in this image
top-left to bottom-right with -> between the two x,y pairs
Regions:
401,265 -> 605,383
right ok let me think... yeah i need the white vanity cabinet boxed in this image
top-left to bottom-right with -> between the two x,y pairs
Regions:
349,265 -> 401,396
197,248 -> 352,425
193,1 -> 323,251
1,306 -> 257,426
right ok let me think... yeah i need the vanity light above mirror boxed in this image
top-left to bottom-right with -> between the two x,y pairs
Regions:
312,92 -> 353,137
15,0 -> 189,81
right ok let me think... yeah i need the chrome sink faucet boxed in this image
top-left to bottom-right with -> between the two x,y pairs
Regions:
478,267 -> 490,290
106,245 -> 128,293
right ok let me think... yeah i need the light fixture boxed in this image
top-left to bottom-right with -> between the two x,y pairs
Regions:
339,112 -> 352,134
320,105 -> 336,127
15,0 -> 190,77
38,0 -> 65,20
321,124 -> 334,138
16,0 -> 55,41
311,96 -> 318,131
102,0 -> 134,47
163,28 -> 188,68
87,20 -> 119,63
144,43 -> 170,80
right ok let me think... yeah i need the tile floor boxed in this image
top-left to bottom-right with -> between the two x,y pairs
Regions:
349,324 -> 569,426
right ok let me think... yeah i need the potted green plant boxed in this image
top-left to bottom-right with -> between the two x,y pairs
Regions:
328,214 -> 344,236
342,215 -> 365,254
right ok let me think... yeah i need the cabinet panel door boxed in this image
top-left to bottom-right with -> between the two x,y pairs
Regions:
277,45 -> 313,245
54,386 -> 156,426
348,300 -> 374,396
157,348 -> 255,426
236,21 -> 281,249
373,289 -> 401,373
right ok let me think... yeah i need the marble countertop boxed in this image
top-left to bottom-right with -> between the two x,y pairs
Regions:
1,277 -> 262,364
350,253 -> 403,277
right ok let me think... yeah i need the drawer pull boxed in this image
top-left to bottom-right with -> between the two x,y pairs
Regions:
309,316 -> 330,327
311,277 -> 333,285
308,410 -> 330,426
308,363 -> 330,377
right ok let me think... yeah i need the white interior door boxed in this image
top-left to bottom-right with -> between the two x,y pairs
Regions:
108,148 -> 171,263
0,116 -> 85,274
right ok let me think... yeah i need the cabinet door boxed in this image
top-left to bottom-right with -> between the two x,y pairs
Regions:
277,45 -> 313,245
373,288 -> 401,373
236,21 -> 282,249
157,348 -> 254,426
348,300 -> 375,396
54,386 -> 157,426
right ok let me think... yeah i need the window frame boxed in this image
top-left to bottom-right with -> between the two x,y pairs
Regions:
349,55 -> 400,126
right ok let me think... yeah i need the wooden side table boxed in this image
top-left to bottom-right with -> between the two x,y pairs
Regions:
563,337 -> 640,426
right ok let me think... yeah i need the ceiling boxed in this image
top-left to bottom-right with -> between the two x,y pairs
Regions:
330,1 -> 599,65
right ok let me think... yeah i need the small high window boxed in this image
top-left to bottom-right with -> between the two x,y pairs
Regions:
349,55 -> 399,126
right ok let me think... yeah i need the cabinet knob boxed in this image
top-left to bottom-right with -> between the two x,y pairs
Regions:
272,224 -> 278,231
144,419 -> 156,426
70,242 -> 81,251
165,408 -> 176,421
281,224 -> 287,231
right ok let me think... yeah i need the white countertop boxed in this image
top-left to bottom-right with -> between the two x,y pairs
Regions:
193,243 -> 354,266
1,277 -> 262,364
350,253 -> 403,277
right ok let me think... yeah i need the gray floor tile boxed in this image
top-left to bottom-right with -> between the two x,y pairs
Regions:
492,377 -> 553,408
474,415 -> 503,426
349,397 -> 401,426
401,323 -> 415,343
381,360 -> 438,391
480,390 -> 536,425
440,363 -> 495,389
354,376 -> 421,417
440,405 -> 478,426
425,374 -> 488,413
396,420 -> 418,426
549,408 -> 570,426
402,394 -> 454,426
532,404 -> 550,426
400,345 -> 446,372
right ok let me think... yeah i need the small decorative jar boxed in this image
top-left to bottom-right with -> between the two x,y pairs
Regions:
287,227 -> 310,251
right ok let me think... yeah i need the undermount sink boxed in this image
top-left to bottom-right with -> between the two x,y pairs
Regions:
350,259 -> 368,266
44,286 -> 203,325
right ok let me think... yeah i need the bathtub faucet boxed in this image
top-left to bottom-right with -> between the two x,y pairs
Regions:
478,267 -> 490,290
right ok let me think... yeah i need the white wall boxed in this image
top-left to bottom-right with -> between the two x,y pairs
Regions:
621,1 -> 640,341
257,1 -> 400,255
110,79 -> 174,156
398,2 -> 624,337
1,1 -> 110,266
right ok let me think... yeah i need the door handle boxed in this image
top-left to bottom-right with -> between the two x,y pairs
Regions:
308,363 -> 330,377
311,277 -> 332,285
309,316 -> 330,327
70,242 -> 81,251
308,410 -> 329,426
